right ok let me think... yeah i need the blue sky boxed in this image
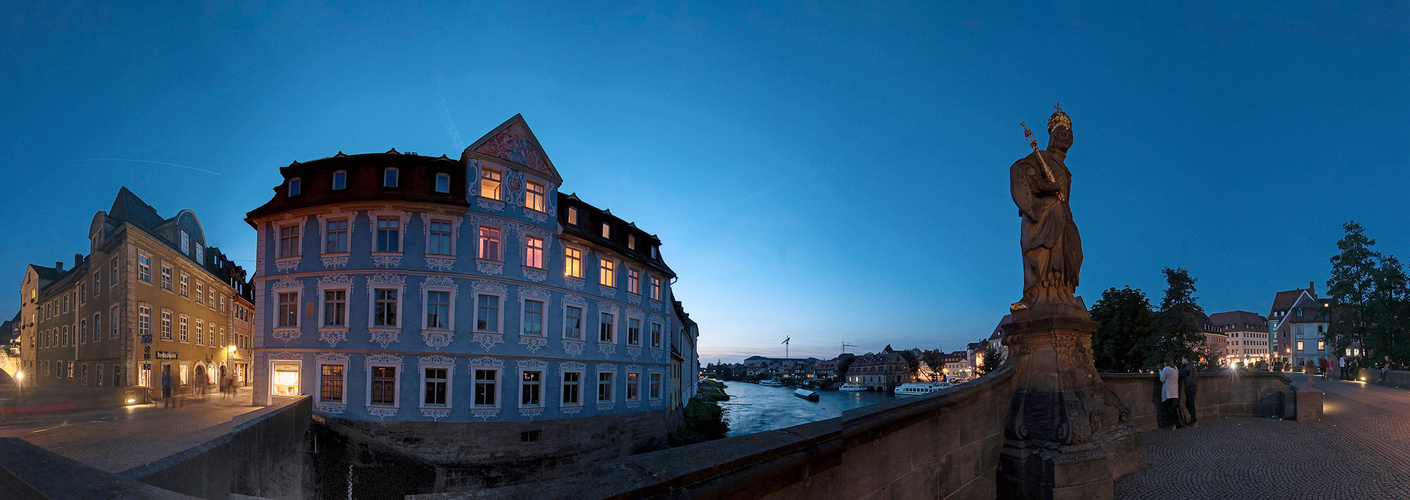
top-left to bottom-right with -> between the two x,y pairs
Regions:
2,2 -> 1406,363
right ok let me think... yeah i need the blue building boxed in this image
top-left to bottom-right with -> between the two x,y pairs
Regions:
246,116 -> 689,486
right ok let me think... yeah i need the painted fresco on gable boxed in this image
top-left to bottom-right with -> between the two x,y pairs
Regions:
476,122 -> 552,176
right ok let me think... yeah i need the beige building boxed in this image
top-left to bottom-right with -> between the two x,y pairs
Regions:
17,188 -> 252,396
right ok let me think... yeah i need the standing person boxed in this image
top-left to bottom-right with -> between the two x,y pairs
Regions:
1306,358 -> 1316,383
1319,357 -> 1328,377
1339,356 -> 1347,380
161,367 -> 172,408
1180,356 -> 1199,428
1160,358 -> 1182,430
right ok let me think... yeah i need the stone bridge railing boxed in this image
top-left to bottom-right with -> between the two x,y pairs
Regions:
424,367 -> 1296,500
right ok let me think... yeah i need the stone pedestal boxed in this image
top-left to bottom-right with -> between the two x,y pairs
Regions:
997,306 -> 1145,499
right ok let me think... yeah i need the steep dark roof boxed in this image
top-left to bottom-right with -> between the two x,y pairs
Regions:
108,186 -> 166,231
990,314 -> 1013,340
559,192 -> 675,278
246,151 -> 467,223
1269,289 -> 1312,316
29,264 -> 64,281
1208,310 -> 1267,331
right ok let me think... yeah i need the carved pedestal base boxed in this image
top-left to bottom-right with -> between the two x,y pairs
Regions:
997,309 -> 1145,500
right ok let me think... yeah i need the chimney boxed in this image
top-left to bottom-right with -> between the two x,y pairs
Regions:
75,254 -> 83,268
1309,281 -> 1316,297
55,261 -> 63,272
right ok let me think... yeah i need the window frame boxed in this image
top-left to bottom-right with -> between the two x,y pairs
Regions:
520,368 -> 544,409
561,369 -> 583,407
277,290 -> 300,328
563,304 -> 584,341
597,370 -> 615,404
472,368 -> 500,409
160,309 -> 173,340
287,177 -> 302,196
521,298 -> 545,337
564,246 -> 583,278
179,271 -> 190,298
383,167 -> 399,188
332,170 -> 347,190
599,312 -> 615,344
275,219 -> 303,260
473,291 -> 505,334
319,284 -> 351,329
627,268 -> 640,294
426,217 -> 457,257
525,180 -> 546,212
626,371 -> 641,402
422,283 -> 456,332
434,172 -> 451,194
138,252 -> 152,284
178,314 -> 190,343
567,207 -> 578,225
370,287 -> 402,329
318,361 -> 348,405
367,362 -> 400,407
477,225 -> 502,261
160,264 -> 173,291
599,258 -> 615,287
524,235 -> 545,269
479,167 -> 502,201
419,361 -> 454,409
320,214 -> 352,256
627,317 -> 642,347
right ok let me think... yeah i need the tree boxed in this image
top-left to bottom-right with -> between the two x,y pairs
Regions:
896,349 -> 920,376
979,344 -> 1000,375
1326,222 -> 1410,364
919,349 -> 945,382
1149,267 -> 1206,368
1089,286 -> 1156,372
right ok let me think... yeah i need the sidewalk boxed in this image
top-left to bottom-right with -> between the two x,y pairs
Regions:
1116,375 -> 1410,499
0,386 -> 261,473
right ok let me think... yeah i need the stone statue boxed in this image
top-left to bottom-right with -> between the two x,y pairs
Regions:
1010,105 -> 1083,314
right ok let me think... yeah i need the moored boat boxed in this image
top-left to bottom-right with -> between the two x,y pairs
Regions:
759,379 -> 785,387
893,382 -> 953,396
794,389 -> 820,402
838,383 -> 868,392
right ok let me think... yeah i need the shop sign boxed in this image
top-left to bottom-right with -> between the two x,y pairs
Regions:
155,351 -> 178,360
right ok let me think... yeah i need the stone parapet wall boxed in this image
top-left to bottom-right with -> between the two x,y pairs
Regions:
414,367 -> 1017,499
324,408 -> 669,491
1100,371 -> 1290,431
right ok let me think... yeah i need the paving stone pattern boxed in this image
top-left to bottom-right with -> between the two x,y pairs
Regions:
0,387 -> 258,471
1117,376 -> 1410,499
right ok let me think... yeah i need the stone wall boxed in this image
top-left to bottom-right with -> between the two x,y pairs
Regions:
322,408 -> 670,492
1100,371 -> 1290,431
0,438 -> 194,499
413,367 -> 1017,499
120,395 -> 312,499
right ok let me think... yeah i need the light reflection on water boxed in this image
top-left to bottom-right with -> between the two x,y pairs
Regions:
720,382 -> 897,437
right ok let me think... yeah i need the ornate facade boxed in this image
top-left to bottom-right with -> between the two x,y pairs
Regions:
245,116 -> 687,478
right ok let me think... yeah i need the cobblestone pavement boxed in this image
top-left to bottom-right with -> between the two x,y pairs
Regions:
0,387 -> 259,472
1116,375 -> 1410,499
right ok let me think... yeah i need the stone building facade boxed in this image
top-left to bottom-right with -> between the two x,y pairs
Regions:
1210,310 -> 1270,365
845,346 -> 911,390
244,115 -> 692,487
17,188 -> 253,394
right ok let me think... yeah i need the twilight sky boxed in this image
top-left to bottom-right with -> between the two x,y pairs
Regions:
2,2 -> 1406,363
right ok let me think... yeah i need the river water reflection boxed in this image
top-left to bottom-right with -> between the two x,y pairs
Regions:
721,382 -> 897,437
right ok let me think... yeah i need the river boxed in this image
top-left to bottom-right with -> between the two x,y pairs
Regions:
720,382 -> 897,437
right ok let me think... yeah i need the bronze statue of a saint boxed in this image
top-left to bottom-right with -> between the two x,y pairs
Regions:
1011,106 -> 1083,313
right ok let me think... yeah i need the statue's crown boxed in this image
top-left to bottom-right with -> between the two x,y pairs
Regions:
1047,103 -> 1071,132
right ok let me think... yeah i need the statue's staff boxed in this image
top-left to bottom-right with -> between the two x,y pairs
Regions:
1020,120 -> 1065,203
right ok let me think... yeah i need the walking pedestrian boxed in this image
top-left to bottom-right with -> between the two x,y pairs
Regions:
1306,358 -> 1315,383
1180,356 -> 1199,428
1160,358 -> 1181,429
1319,357 -> 1328,377
161,368 -> 172,408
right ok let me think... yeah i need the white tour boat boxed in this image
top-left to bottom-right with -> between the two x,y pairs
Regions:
893,382 -> 953,396
837,383 -> 868,392
759,379 -> 785,387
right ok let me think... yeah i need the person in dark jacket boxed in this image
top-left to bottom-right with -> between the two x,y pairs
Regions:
1180,356 -> 1199,428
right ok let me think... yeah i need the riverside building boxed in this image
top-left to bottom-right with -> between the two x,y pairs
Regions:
18,188 -> 254,394
245,115 -> 690,488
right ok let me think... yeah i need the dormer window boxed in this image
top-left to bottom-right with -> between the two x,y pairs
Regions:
568,207 -> 578,225
435,173 -> 450,194
601,223 -> 610,239
288,177 -> 301,196
332,170 -> 347,190
384,168 -> 399,188
628,234 -> 636,250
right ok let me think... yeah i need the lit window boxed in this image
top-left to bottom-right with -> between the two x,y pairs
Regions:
564,247 -> 582,278
650,276 -> 661,301
288,177 -> 301,196
522,299 -> 544,336
476,295 -> 500,332
332,170 -> 346,190
435,173 -> 450,194
526,181 -> 545,212
474,369 -> 498,408
521,370 -> 543,407
564,306 -> 583,340
480,168 -> 502,200
1297,341 -> 1304,351
628,234 -> 635,250
279,224 -> 301,258
599,259 -> 615,287
325,219 -> 348,253
376,218 -> 400,252
383,168 -> 399,187
627,372 -> 640,401
478,226 -> 501,260
601,223 -> 611,239
524,236 -> 544,268
628,269 -> 640,294
373,289 -> 398,327
278,292 -> 299,327
568,207 -> 578,225
427,220 -> 453,256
